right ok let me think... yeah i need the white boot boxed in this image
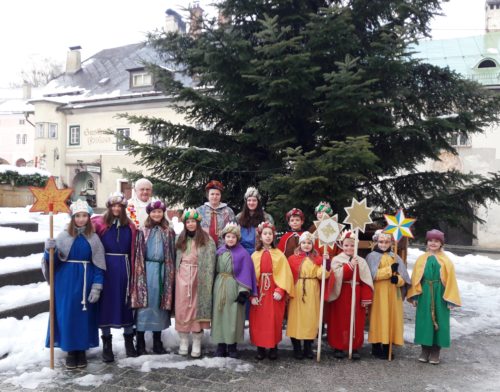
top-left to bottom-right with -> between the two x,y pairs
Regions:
178,332 -> 189,356
190,331 -> 203,358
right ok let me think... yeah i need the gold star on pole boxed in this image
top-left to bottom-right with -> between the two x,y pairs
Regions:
29,177 -> 72,214
343,198 -> 373,233
313,214 -> 344,250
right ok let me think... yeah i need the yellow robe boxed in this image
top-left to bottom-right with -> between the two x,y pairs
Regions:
286,256 -> 330,339
368,253 -> 405,345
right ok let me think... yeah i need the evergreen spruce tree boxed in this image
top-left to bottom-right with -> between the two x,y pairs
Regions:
121,0 -> 500,235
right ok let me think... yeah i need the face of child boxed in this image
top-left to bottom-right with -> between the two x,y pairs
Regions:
288,216 -> 303,231
300,239 -> 313,253
246,196 -> 258,211
427,238 -> 442,252
111,204 -> 122,217
316,211 -> 324,220
207,189 -> 221,207
149,209 -> 164,223
261,227 -> 274,246
224,232 -> 238,247
377,237 -> 392,252
343,239 -> 355,256
74,212 -> 89,227
185,218 -> 197,232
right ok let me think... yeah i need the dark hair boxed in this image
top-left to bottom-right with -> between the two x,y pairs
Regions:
103,204 -> 132,227
176,220 -> 210,251
68,214 -> 94,237
255,229 -> 276,251
238,199 -> 265,228
144,215 -> 169,229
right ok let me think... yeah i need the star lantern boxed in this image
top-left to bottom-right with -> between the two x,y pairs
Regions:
29,177 -> 72,214
313,214 -> 344,251
383,209 -> 416,242
343,198 -> 374,233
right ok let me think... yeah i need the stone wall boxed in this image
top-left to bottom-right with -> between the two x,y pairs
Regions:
0,184 -> 34,207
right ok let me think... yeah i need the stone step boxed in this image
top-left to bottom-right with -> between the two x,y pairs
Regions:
0,267 -> 44,287
0,222 -> 39,232
0,242 -> 44,258
0,300 -> 49,319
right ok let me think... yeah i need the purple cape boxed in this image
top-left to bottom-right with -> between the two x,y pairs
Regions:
217,243 -> 258,296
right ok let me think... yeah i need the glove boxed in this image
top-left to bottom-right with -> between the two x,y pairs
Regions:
235,292 -> 248,305
44,238 -> 56,250
88,284 -> 102,303
391,262 -> 399,273
251,297 -> 260,306
390,275 -> 398,284
273,291 -> 282,301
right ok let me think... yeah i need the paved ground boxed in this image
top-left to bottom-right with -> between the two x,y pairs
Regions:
1,329 -> 499,392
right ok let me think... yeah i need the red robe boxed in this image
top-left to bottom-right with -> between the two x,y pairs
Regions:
326,254 -> 373,351
277,231 -> 303,258
249,250 -> 290,348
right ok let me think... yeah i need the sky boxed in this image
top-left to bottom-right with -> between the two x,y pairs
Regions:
0,0 -> 486,88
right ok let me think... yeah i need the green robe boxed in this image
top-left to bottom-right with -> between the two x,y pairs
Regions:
211,250 -> 248,344
414,255 -> 451,347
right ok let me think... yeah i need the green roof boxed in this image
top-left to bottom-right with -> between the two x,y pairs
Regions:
414,32 -> 500,86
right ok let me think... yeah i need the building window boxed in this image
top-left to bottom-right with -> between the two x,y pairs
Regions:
35,123 -> 45,138
478,59 -> 497,69
450,132 -> 471,147
48,123 -> 58,139
69,125 -> 80,146
131,72 -> 152,87
22,134 -> 27,144
16,134 -> 21,144
116,128 -> 130,151
19,119 -> 25,125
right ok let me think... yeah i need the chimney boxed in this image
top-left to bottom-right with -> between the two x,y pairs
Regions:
486,0 -> 500,32
189,2 -> 204,37
22,82 -> 32,100
165,9 -> 186,33
66,46 -> 82,74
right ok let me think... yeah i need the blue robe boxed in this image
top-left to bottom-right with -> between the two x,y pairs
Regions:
44,235 -> 104,351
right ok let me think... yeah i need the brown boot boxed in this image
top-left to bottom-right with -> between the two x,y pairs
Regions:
418,345 -> 431,363
429,345 -> 441,365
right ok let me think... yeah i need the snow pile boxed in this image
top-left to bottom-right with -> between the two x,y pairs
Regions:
3,367 -> 57,390
0,282 -> 48,311
0,253 -> 43,275
0,165 -> 50,177
73,373 -> 113,387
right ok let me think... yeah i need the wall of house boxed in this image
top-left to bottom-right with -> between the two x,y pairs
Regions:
0,113 -> 34,166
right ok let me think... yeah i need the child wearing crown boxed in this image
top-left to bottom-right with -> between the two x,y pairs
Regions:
326,230 -> 373,360
286,231 -> 330,359
43,200 -> 106,369
212,223 -> 257,358
277,208 -> 305,258
250,222 -> 294,360
174,208 -> 216,358
131,200 -> 176,356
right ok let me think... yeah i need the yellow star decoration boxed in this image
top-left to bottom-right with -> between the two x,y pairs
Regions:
30,177 -> 72,214
313,214 -> 344,250
343,198 -> 373,233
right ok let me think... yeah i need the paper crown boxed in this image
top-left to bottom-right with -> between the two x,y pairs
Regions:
285,208 -> 304,222
299,231 -> 315,244
70,199 -> 93,216
339,229 -> 357,242
182,208 -> 202,222
315,201 -> 333,215
244,186 -> 261,201
106,192 -> 128,208
146,200 -> 167,214
205,180 -> 224,192
221,222 -> 241,240
257,221 -> 276,234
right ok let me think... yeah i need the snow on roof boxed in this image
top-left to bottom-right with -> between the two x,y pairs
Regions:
0,164 -> 50,176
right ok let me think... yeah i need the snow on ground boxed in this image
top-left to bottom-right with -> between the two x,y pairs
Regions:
0,253 -> 43,274
0,282 -> 48,311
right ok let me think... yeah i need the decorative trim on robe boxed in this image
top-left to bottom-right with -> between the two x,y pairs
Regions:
251,248 -> 295,297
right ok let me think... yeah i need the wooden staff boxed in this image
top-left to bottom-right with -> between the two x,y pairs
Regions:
48,202 -> 55,369
388,240 -> 398,361
348,228 -> 359,359
316,251 -> 328,362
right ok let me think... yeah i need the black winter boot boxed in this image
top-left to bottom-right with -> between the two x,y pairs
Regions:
268,345 -> 278,360
136,331 -> 147,356
303,340 -> 314,359
65,351 -> 77,369
124,333 -> 138,358
372,343 -> 383,358
381,344 -> 394,360
291,338 -> 303,360
76,351 -> 87,368
214,343 -> 227,357
227,343 -> 239,359
153,331 -> 168,354
101,335 -> 114,363
255,346 -> 266,360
